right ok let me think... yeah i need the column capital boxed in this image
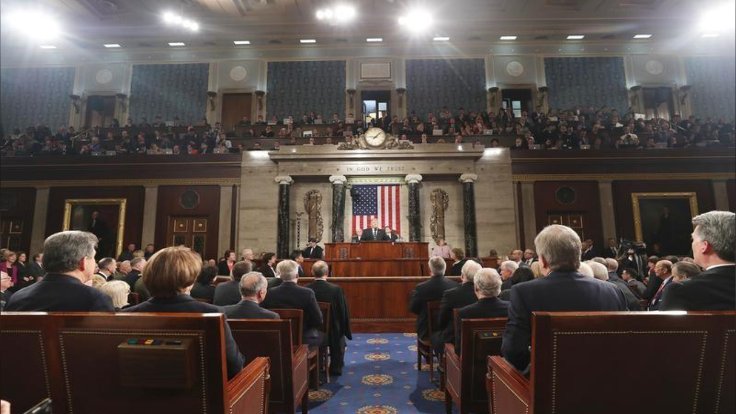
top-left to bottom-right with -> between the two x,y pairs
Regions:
405,174 -> 423,184
329,175 -> 348,185
274,175 -> 293,185
459,173 -> 478,183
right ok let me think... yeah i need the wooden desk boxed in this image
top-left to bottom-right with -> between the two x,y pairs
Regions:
325,242 -> 429,260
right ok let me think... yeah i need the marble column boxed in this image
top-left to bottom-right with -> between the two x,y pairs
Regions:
598,180 -> 617,242
275,175 -> 293,259
712,179 -> 730,211
29,187 -> 50,255
218,185 -> 234,254
405,174 -> 423,242
141,185 -> 158,248
460,173 -> 479,258
329,175 -> 347,242
520,182 -> 537,249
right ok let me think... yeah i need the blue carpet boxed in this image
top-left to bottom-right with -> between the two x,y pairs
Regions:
309,333 -> 450,414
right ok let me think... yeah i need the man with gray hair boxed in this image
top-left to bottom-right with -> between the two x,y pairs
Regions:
214,260 -> 253,306
223,272 -> 279,319
5,231 -> 114,311
501,225 -> 627,372
453,268 -> 509,353
409,256 -> 458,341
262,259 -> 324,346
499,260 -> 519,290
661,211 -> 735,310
432,260 -> 482,353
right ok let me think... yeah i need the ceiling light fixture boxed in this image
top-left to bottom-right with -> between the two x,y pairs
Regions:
233,40 -> 251,45
633,34 -> 652,39
168,42 -> 186,47
104,43 -> 121,48
300,39 -> 317,44
366,38 -> 383,42
701,33 -> 720,38
433,36 -> 450,41
5,10 -> 61,41
398,9 -> 434,34
162,11 -> 199,32
316,4 -> 356,23
697,3 -> 736,34
566,35 -> 585,40
499,35 -> 517,40
39,45 -> 57,49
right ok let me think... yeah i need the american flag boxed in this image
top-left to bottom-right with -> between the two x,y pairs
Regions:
351,184 -> 401,237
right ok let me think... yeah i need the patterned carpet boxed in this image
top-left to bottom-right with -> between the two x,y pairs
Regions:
309,333 -> 449,414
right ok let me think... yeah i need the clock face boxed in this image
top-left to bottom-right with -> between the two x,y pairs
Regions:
365,127 -> 386,147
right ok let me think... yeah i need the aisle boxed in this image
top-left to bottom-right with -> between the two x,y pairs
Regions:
309,333 -> 449,414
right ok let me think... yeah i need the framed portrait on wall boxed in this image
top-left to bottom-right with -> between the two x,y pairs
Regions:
631,192 -> 698,256
63,198 -> 127,260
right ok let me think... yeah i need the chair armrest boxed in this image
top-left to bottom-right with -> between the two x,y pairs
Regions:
291,345 -> 310,402
487,356 -> 530,414
226,357 -> 270,414
444,342 -> 462,398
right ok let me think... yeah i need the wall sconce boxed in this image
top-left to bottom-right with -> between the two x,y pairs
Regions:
255,90 -> 265,112
679,85 -> 692,105
69,94 -> 81,114
396,87 -> 406,108
207,91 -> 217,110
346,88 -> 356,108
537,87 -> 548,106
115,93 -> 128,112
629,85 -> 641,106
488,87 -> 499,107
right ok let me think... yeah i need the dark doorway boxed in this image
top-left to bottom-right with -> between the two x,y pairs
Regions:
221,93 -> 253,131
501,89 -> 533,117
361,90 -> 391,126
642,87 -> 674,120
84,95 -> 116,128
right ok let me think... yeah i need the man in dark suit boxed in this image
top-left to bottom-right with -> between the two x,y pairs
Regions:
5,231 -> 114,312
214,260 -> 252,306
383,226 -> 399,242
223,272 -> 280,319
262,259 -> 323,346
581,239 -> 599,261
303,238 -> 324,259
648,260 -> 674,310
305,260 -> 352,376
26,253 -> 45,279
291,250 -> 305,278
661,211 -> 735,310
1,271 -> 14,309
124,257 -> 146,291
501,225 -> 627,372
409,256 -> 458,340
360,218 -> 386,241
454,268 -> 510,353
431,260 -> 481,353
602,238 -> 620,259
259,252 -> 277,278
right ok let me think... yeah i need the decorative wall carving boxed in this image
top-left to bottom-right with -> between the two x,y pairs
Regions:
304,190 -> 324,242
430,189 -> 449,242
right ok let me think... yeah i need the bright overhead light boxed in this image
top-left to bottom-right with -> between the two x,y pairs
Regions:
168,42 -> 186,47
233,40 -> 251,45
633,34 -> 652,39
499,35 -> 517,40
366,38 -> 383,43
697,3 -> 736,34
5,10 -> 61,41
162,11 -> 198,31
300,39 -> 317,44
39,45 -> 57,49
701,33 -> 720,38
104,43 -> 121,48
433,36 -> 450,41
316,5 -> 355,23
566,35 -> 585,40
398,9 -> 433,33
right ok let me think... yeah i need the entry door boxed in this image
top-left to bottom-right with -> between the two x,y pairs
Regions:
361,90 -> 391,125
84,95 -> 116,128
0,217 -> 23,251
547,213 -> 585,240
501,89 -> 533,117
167,216 -> 208,257
221,93 -> 253,131
642,87 -> 674,120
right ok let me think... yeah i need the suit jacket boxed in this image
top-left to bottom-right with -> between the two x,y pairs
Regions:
260,265 -> 277,279
123,294 -> 245,379
4,273 -> 114,312
360,228 -> 386,241
262,281 -> 323,330
642,273 -> 663,301
581,247 -> 599,261
383,233 -> 399,242
609,278 -> 642,310
134,277 -> 151,302
432,282 -> 477,351
306,279 -> 353,341
603,247 -> 619,259
449,259 -> 467,276
660,265 -> 735,311
409,275 -> 458,339
190,282 -> 215,303
627,278 -> 647,298
26,262 -> 45,278
124,270 -> 142,291
649,276 -> 674,310
501,270 -> 627,371
217,260 -> 233,276
454,297 -> 509,352
224,300 -> 280,319
303,245 -> 324,259
213,280 -> 242,306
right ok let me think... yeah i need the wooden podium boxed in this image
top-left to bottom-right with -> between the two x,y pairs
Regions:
306,242 -> 429,277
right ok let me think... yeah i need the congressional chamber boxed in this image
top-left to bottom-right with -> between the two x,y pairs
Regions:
1,0 -> 735,413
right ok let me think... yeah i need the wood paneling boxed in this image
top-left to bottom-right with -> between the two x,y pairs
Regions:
611,180 -> 716,242
533,181 -> 603,247
221,93 -> 252,131
0,188 -> 36,254
155,185 -> 221,261
46,187 -> 145,253
727,180 -> 736,212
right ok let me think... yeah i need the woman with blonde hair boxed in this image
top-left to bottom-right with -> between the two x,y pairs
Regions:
123,246 -> 245,379
98,280 -> 130,310
530,261 -> 545,278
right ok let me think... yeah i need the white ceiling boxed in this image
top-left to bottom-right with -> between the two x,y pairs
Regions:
1,0 -> 734,63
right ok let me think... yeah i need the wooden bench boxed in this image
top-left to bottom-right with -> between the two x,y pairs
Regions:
0,312 -> 269,414
444,317 -> 507,414
228,319 -> 310,414
488,311 -> 736,414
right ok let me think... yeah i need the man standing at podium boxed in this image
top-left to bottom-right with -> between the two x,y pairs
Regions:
361,218 -> 386,241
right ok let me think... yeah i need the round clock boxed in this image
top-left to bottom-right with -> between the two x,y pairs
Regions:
364,127 -> 387,148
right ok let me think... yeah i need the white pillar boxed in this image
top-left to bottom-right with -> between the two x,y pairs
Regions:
29,187 -> 50,255
218,185 -> 234,255
141,186 -> 158,247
